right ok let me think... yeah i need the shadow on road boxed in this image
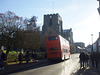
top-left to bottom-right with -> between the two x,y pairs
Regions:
72,62 -> 100,75
7,59 -> 64,75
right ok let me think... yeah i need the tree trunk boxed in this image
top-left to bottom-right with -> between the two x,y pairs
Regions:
5,45 -> 11,60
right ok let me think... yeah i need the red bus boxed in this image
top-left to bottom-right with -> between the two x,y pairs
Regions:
46,35 -> 70,60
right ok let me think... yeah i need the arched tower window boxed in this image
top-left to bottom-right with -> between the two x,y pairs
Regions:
49,15 -> 52,26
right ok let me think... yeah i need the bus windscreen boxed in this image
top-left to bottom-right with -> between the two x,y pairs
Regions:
49,48 -> 58,51
48,36 -> 58,41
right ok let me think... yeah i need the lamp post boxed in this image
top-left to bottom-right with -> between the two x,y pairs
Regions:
91,34 -> 93,52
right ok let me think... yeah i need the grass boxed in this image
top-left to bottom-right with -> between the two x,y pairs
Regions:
7,61 -> 27,65
3,50 -> 45,65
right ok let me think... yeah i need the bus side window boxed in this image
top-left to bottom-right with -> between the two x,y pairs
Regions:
63,49 -> 68,53
48,37 -> 58,41
65,49 -> 68,53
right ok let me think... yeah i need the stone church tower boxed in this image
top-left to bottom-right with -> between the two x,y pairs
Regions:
42,13 -> 63,36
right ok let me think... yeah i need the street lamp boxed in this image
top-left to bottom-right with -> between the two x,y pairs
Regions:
91,34 -> 93,52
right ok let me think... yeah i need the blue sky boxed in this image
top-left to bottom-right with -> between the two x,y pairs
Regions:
0,0 -> 100,46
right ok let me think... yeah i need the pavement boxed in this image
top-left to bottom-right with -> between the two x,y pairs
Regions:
0,59 -> 47,75
71,61 -> 100,75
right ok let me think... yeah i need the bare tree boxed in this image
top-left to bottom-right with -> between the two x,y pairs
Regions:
24,16 -> 37,30
23,16 -> 41,52
0,11 -> 41,56
0,11 -> 23,56
23,29 -> 40,51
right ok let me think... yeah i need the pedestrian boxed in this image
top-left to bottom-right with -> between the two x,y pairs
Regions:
0,49 -> 6,70
90,52 -> 95,67
94,51 -> 99,68
31,52 -> 35,61
79,52 -> 85,69
44,52 -> 47,58
25,51 -> 30,63
84,52 -> 89,67
18,51 -> 23,64
34,52 -> 37,60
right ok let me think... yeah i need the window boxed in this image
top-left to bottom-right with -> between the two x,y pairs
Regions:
49,48 -> 58,51
48,37 -> 58,41
49,15 -> 52,26
63,49 -> 68,53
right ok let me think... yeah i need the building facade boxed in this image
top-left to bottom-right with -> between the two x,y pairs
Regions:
63,28 -> 73,44
42,13 -> 63,36
74,42 -> 85,53
92,32 -> 100,52
63,28 -> 74,53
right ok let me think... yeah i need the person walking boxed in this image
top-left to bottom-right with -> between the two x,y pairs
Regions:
94,51 -> 99,68
31,52 -> 35,61
0,49 -> 6,70
18,51 -> 23,64
84,52 -> 89,67
25,51 -> 30,63
79,52 -> 85,69
90,52 -> 95,67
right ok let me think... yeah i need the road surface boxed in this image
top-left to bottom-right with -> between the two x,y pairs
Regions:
9,53 -> 80,75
